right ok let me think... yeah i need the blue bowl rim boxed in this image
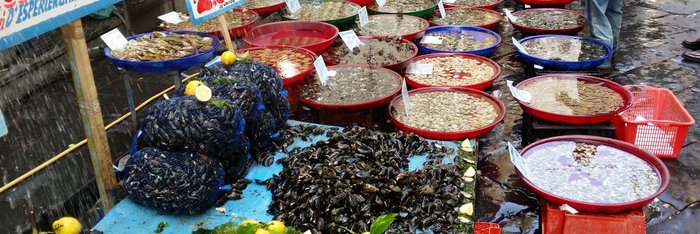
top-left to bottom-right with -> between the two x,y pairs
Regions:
516,34 -> 613,65
416,25 -> 502,54
103,30 -> 221,66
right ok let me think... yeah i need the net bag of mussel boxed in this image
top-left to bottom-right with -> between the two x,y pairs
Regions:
200,61 -> 290,131
140,95 -> 247,160
123,147 -> 225,214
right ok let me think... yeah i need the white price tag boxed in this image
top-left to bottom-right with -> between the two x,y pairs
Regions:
443,0 -> 455,3
100,28 -> 128,50
438,0 -> 447,18
512,37 -> 527,54
406,63 -> 434,75
524,4 -> 532,8
533,64 -> 544,70
0,109 -> 7,137
506,80 -> 532,103
158,11 -> 183,24
358,6 -> 369,27
314,56 -> 330,85
285,0 -> 301,13
420,36 -> 443,44
401,78 -> 410,116
376,0 -> 386,7
504,9 -> 517,22
508,142 -> 530,177
338,30 -> 364,50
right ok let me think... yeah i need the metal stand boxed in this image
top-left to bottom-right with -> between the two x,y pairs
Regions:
119,68 -> 138,126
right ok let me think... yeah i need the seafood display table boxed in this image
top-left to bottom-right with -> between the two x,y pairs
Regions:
94,120 -> 471,234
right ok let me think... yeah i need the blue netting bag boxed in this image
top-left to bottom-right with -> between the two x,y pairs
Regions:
247,110 -> 276,153
202,77 -> 265,124
140,96 -> 246,160
123,147 -> 224,214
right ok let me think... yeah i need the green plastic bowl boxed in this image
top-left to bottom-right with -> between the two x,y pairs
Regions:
280,0 -> 360,26
367,2 -> 437,17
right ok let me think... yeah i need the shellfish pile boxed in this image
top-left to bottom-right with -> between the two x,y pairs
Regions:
110,31 -> 213,61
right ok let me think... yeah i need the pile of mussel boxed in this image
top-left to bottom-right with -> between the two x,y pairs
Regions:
265,126 -> 469,233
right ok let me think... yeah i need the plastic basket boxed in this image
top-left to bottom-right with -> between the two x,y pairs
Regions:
541,200 -> 645,234
510,8 -> 585,35
160,10 -> 259,39
236,46 -> 317,87
516,35 -> 612,71
444,0 -> 503,10
515,0 -> 574,7
427,7 -> 503,29
280,0 -> 360,26
612,85 -> 695,158
243,0 -> 286,15
322,36 -> 418,71
353,14 -> 430,41
474,222 -> 501,234
416,25 -> 501,56
403,53 -> 501,90
243,21 -> 339,53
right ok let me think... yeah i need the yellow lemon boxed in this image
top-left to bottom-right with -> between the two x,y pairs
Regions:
195,86 -> 212,102
266,220 -> 286,234
362,232 -> 370,234
221,51 -> 237,66
184,80 -> 203,96
241,219 -> 260,225
254,228 -> 270,234
52,217 -> 81,234
459,203 -> 474,216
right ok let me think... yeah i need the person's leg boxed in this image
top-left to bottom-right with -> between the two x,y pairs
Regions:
606,0 -> 623,51
585,0 -> 614,68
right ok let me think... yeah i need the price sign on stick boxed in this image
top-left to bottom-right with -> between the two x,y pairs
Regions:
506,80 -> 532,103
504,9 -> 518,22
0,109 -> 7,137
100,28 -> 128,50
339,30 -> 364,50
158,11 -> 184,24
286,0 -> 301,13
358,7 -> 369,27
406,63 -> 434,75
314,56 -> 330,85
401,78 -> 410,116
438,0 -> 447,18
508,142 -> 530,177
512,37 -> 527,54
376,0 -> 386,7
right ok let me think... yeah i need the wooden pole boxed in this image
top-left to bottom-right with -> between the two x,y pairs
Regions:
217,15 -> 235,51
61,19 -> 117,212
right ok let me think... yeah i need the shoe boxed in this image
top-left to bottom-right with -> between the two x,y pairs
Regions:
682,51 -> 700,63
682,38 -> 700,50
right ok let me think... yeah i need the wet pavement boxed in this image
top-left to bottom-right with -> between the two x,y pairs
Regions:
0,0 -> 699,233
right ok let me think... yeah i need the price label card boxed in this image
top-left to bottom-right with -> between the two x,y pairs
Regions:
0,109 -> 7,137
508,142 -> 530,177
286,0 -> 301,13
438,0 -> 447,18
358,7 -> 369,27
158,11 -> 183,24
401,78 -> 410,116
406,63 -> 434,75
443,0 -> 456,3
504,9 -> 517,22
376,0 -> 386,7
512,37 -> 527,54
506,80 -> 532,103
420,36 -> 443,44
100,28 -> 128,50
524,4 -> 532,8
314,56 -> 330,85
338,30 -> 364,50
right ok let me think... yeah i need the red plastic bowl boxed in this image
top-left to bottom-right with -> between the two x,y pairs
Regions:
516,135 -> 670,213
236,46 -> 317,86
243,21 -> 339,53
510,8 -> 585,35
444,0 -> 503,10
323,36 -> 418,71
355,14 -> 430,41
345,0 -> 372,6
515,0 -> 574,7
427,7 -> 503,29
297,65 -> 403,111
244,1 -> 286,15
160,10 -> 259,39
403,53 -> 501,90
388,87 -> 506,140
515,74 -> 633,124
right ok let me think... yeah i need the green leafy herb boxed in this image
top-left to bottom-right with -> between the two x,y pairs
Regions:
283,227 -> 303,234
235,223 -> 260,234
212,222 -> 239,234
207,98 -> 234,109
369,213 -> 398,234
155,221 -> 169,233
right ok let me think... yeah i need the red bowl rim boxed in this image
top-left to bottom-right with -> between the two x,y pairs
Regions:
244,0 -> 286,15
402,53 -> 501,89
236,45 -> 317,83
444,0 -> 504,9
514,74 -> 634,121
427,7 -> 504,28
509,8 -> 585,31
323,36 -> 419,69
242,20 -> 340,49
160,9 -> 259,35
355,14 -> 431,39
516,135 -> 670,212
296,64 -> 403,110
387,87 -> 506,137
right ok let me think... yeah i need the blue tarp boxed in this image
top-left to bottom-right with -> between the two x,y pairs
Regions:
94,120 -> 468,234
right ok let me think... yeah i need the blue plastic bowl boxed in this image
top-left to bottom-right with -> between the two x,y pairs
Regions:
516,35 -> 612,70
415,25 -> 501,56
104,30 -> 220,73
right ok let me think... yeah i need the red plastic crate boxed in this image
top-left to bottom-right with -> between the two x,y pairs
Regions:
541,200 -> 646,234
612,85 -> 695,158
474,222 -> 500,234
